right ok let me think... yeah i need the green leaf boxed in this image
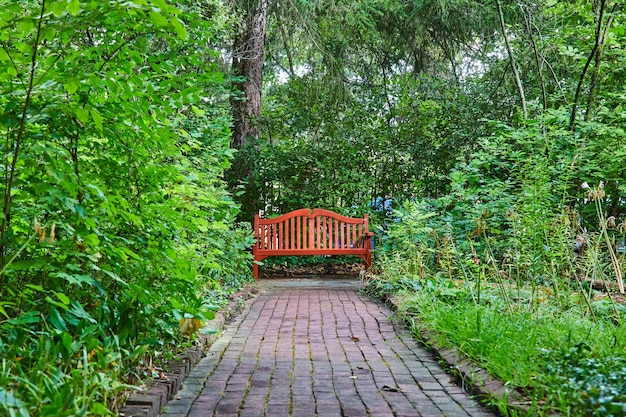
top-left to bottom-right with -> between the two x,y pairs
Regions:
149,0 -> 170,11
6,65 -> 17,77
89,107 -> 103,131
51,272 -> 96,287
49,307 -> 68,331
7,311 -> 41,326
199,310 -> 216,320
76,107 -> 89,123
69,301 -> 97,323
0,303 -> 10,319
171,18 -> 187,40
50,2 -> 66,17
64,80 -> 79,94
67,0 -> 81,16
55,292 -> 71,305
89,403 -> 110,415
46,296 -> 69,311
18,18 -> 33,34
0,48 -> 9,62
149,11 -> 168,27
25,284 -> 44,292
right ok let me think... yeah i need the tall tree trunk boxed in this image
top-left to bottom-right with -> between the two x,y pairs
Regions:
230,0 -> 269,150
228,0 -> 269,221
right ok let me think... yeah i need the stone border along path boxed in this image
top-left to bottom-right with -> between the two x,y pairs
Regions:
161,278 -> 495,417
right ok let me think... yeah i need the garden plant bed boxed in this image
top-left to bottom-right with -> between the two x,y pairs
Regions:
118,287 -> 258,417
371,291 -> 533,416
362,270 -> 626,416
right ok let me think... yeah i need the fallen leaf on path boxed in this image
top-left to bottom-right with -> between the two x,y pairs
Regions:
381,385 -> 399,392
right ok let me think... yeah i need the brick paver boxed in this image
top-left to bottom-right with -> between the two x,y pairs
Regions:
162,283 -> 494,417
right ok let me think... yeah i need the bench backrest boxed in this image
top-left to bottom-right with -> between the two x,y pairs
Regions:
254,208 -> 370,252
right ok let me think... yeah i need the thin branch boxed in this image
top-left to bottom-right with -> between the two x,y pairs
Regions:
585,2 -> 620,121
569,0 -> 606,129
496,0 -> 527,120
520,2 -> 547,113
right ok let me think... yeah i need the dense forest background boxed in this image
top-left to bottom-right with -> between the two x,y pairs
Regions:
0,0 -> 624,415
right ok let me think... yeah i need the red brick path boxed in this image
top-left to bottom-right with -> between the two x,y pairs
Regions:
161,285 -> 493,417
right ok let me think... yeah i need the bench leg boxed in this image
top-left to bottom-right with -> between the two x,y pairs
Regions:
253,262 -> 259,280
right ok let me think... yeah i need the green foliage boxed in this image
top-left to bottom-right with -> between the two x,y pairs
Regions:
542,344 -> 626,416
0,0 -> 252,414
365,273 -> 626,416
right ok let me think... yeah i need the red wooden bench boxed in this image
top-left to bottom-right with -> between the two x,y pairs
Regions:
252,208 -> 373,279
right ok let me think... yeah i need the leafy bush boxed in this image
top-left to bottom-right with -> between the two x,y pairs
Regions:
0,1 -> 253,415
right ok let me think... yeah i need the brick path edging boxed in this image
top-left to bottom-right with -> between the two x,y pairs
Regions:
118,289 -> 256,417
384,296 -> 532,415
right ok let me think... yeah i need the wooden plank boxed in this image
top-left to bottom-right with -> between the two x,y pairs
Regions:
308,216 -> 314,250
289,217 -> 294,249
295,216 -> 300,249
320,216 -> 325,249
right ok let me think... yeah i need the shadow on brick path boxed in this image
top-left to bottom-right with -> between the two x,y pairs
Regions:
161,277 -> 495,417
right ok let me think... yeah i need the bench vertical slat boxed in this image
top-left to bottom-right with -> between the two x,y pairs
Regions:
320,216 -> 326,249
317,216 -> 322,249
333,218 -> 338,248
321,216 -> 325,249
315,216 -> 319,249
280,220 -> 285,250
296,216 -> 301,249
289,217 -> 296,249
352,223 -> 357,248
308,216 -> 313,250
272,224 -> 277,250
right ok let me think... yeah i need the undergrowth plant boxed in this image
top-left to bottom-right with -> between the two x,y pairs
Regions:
369,111 -> 626,415
0,1 -> 253,415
